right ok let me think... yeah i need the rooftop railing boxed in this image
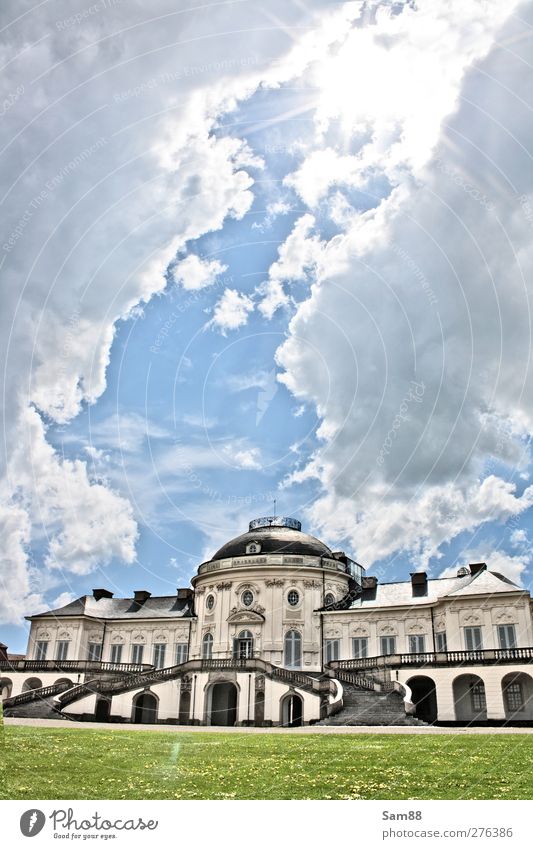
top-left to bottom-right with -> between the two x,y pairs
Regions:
0,659 -> 153,674
330,646 -> 533,671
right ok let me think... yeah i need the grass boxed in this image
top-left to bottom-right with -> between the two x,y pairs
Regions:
2,725 -> 533,800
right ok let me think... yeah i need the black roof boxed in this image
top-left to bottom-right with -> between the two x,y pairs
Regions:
211,525 -> 334,560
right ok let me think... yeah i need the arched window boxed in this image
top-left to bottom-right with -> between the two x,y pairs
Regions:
324,593 -> 335,607
284,630 -> 302,669
202,633 -> 213,660
234,630 -> 253,659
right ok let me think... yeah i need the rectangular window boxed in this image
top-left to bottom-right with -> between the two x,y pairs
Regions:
131,644 -> 144,665
505,682 -> 524,712
175,643 -> 188,665
380,636 -> 396,655
435,632 -> 447,652
153,643 -> 166,669
408,635 -> 426,654
110,644 -> 123,664
470,682 -> 486,712
55,641 -> 69,662
324,639 -> 340,664
352,637 -> 368,659
498,625 -> 516,650
35,640 -> 48,661
464,627 -> 483,651
87,642 -> 102,661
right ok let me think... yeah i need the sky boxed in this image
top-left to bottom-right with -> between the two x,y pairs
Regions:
2,0 -> 533,653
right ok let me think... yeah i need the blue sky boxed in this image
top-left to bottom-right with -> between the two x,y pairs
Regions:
2,0 -> 533,652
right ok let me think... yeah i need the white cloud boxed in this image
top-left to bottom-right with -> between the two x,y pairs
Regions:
258,213 -> 325,318
0,0 -> 364,622
172,254 -> 228,291
210,289 -> 254,333
274,2 -> 533,568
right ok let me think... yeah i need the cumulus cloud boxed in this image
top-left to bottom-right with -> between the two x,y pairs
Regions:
210,289 -> 255,333
172,254 -> 228,291
0,0 -> 359,621
274,1 -> 533,568
258,213 -> 326,318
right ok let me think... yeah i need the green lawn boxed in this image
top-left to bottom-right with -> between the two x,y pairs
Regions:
2,725 -> 533,800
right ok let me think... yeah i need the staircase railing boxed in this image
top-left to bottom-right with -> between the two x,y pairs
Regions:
2,681 -> 72,707
58,657 -> 329,709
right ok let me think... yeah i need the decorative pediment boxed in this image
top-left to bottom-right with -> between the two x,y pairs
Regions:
227,609 -> 265,624
351,624 -> 370,637
405,619 -> 427,635
459,609 -> 482,626
492,608 -> 518,625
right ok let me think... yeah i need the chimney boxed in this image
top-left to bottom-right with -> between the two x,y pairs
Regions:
410,572 -> 428,597
92,588 -> 114,601
133,590 -> 151,605
469,562 -> 487,576
177,588 -> 193,601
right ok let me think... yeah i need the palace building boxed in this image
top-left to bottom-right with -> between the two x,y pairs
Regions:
2,516 -> 533,727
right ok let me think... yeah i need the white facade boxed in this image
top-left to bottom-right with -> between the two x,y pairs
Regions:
2,517 -> 533,727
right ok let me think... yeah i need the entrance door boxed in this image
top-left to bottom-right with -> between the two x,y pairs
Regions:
95,698 -> 111,721
133,692 -> 158,724
210,682 -> 238,726
281,693 -> 303,727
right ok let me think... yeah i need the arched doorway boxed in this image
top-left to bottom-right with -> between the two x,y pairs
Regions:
132,691 -> 158,724
0,678 -> 13,699
209,682 -> 238,726
407,675 -> 438,724
95,698 -> 111,721
281,693 -> 303,727
453,674 -> 487,722
22,677 -> 43,692
234,630 -> 253,659
501,672 -> 533,721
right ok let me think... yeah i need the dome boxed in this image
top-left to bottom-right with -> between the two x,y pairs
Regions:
210,517 -> 334,561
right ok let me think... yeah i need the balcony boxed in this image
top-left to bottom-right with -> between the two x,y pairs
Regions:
330,646 -> 533,671
0,659 -> 153,674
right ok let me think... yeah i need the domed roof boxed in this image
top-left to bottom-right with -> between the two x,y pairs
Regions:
210,517 -> 334,561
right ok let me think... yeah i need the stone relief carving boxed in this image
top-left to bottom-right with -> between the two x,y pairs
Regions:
265,579 -> 285,587
377,622 -> 397,636
405,619 -> 427,634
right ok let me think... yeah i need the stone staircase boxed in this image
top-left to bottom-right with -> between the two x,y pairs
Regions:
2,695 -> 66,720
319,681 -> 426,726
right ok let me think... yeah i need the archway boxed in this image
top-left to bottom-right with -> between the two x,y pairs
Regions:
501,672 -> 533,721
209,682 -> 238,726
95,698 -> 111,721
0,678 -> 13,699
281,693 -> 303,727
54,678 -> 73,691
132,691 -> 158,724
453,674 -> 487,722
407,675 -> 438,724
22,677 -> 43,692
